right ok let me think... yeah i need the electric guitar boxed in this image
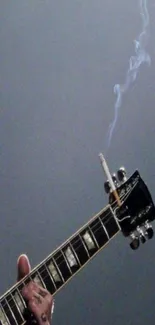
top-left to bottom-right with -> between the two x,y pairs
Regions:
0,160 -> 154,325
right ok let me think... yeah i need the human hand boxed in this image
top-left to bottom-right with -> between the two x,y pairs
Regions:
17,254 -> 54,325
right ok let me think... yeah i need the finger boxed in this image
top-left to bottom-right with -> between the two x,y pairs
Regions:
22,287 -> 37,302
36,285 -> 52,301
22,282 -> 49,300
25,287 -> 53,323
28,298 -> 50,325
22,282 -> 40,300
17,254 -> 31,281
22,284 -> 52,310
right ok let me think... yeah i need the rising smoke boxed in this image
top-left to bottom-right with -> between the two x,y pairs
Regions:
107,0 -> 151,148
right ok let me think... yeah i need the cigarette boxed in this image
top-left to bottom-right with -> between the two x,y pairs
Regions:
99,153 -> 121,206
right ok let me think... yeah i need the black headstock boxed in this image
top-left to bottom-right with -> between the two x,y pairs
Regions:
106,169 -> 155,250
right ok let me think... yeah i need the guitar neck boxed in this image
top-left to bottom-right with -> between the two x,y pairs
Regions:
0,204 -> 120,325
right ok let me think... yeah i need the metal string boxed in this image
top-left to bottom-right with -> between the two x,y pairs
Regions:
0,185 -> 135,319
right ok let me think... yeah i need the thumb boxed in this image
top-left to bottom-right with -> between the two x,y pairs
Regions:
17,254 -> 31,281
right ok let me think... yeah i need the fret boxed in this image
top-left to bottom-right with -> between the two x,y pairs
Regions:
100,207 -> 119,238
5,294 -> 24,325
79,234 -> 90,257
114,215 -> 121,231
46,258 -> 64,288
23,275 -> 33,286
13,289 -> 25,315
0,304 -> 9,325
89,217 -> 109,248
87,225 -> 100,249
60,249 -> 73,275
69,242 -> 81,267
81,229 -> 98,255
31,270 -> 45,288
11,293 -> 24,322
17,282 -> 28,321
99,216 -> 110,240
53,252 -> 71,282
38,264 -> 56,294
15,287 -> 26,310
1,298 -> 17,325
63,244 -> 81,270
71,234 -> 90,265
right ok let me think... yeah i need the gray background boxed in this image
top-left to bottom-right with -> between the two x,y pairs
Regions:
1,1 -> 155,324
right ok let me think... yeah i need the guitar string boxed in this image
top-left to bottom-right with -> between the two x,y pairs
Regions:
0,185 -> 134,320
31,183 -> 133,282
0,207 -> 116,324
0,185 -> 136,318
0,187 -> 133,318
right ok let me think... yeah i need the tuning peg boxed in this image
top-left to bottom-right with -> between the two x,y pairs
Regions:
130,237 -> 140,250
146,227 -> 154,239
144,222 -> 154,239
104,180 -> 111,194
112,173 -> 119,187
140,234 -> 146,244
129,234 -> 140,250
137,226 -> 146,244
117,167 -> 127,183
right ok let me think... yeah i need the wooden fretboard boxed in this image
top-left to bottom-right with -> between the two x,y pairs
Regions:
0,204 -> 120,325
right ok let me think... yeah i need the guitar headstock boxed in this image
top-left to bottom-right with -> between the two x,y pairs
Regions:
104,168 -> 155,250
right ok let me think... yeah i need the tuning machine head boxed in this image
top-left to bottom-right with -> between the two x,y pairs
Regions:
117,167 -> 127,183
144,221 -> 154,239
137,226 -> 146,244
129,222 -> 154,249
129,233 -> 140,250
112,173 -> 119,187
104,173 -> 119,195
129,227 -> 146,250
104,180 -> 111,194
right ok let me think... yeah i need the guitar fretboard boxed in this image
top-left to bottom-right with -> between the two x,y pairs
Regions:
0,204 -> 120,325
